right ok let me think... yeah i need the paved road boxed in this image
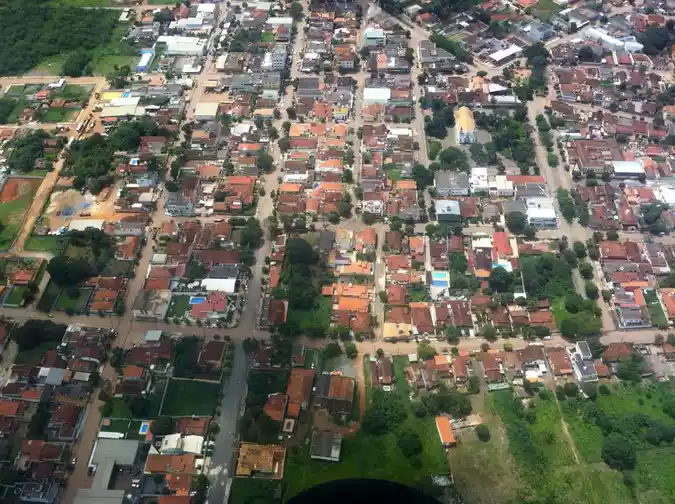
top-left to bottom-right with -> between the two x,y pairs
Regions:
208,342 -> 248,504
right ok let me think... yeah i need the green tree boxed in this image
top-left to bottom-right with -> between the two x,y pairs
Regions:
363,389 -> 407,435
397,428 -> 422,458
602,434 -> 636,470
475,424 -> 491,442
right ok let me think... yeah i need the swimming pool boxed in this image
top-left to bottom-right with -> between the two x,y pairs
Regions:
189,296 -> 206,305
431,271 -> 450,288
139,421 -> 150,435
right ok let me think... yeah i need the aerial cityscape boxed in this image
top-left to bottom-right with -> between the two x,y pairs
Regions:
2,0 -> 675,503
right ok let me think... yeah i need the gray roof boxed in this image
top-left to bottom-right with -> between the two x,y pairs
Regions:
419,40 -> 455,63
435,171 -> 469,190
577,341 -> 592,360
319,230 -> 335,253
515,183 -> 547,199
502,200 -> 527,215
310,431 -> 342,461
209,264 -> 239,279
573,353 -> 597,380
91,438 -> 140,467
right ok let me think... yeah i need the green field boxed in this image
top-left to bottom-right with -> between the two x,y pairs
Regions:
25,235 -> 67,255
88,23 -> 137,76
161,379 -> 221,417
287,296 -> 331,336
282,356 -> 448,501
230,479 -> 281,504
41,108 -> 78,123
53,287 -> 91,312
101,259 -> 133,277
0,191 -> 38,251
4,286 -> 27,306
53,84 -> 92,102
532,0 -> 562,20
166,294 -> 191,318
645,289 -> 667,327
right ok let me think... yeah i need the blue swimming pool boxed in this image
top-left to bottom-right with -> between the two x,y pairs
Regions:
431,271 -> 450,288
189,297 -> 206,305
139,422 -> 150,435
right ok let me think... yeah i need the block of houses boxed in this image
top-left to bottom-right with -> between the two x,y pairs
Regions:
314,373 -> 355,416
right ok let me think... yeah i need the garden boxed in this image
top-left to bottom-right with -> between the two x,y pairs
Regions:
160,378 -> 221,417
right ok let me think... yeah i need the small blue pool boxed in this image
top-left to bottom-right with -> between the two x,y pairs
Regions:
189,296 -> 206,305
139,422 -> 150,435
431,271 -> 450,288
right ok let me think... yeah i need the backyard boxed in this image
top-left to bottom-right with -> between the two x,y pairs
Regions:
0,178 -> 42,251
41,108 -> 78,123
282,356 -> 448,501
25,235 -> 67,255
99,418 -> 148,441
160,379 -> 221,417
166,295 -> 192,319
645,289 -> 667,328
53,287 -> 91,312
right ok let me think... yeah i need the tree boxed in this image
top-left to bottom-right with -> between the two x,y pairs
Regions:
47,256 -> 93,287
602,434 -> 637,470
256,152 -> 274,173
506,211 -> 527,234
607,230 -> 619,241
397,428 -> 422,458
290,1 -> 303,19
150,416 -> 175,437
363,389 -> 407,435
242,337 -> 260,354
488,266 -> 513,293
573,241 -> 587,259
563,382 -> 579,397
475,424 -> 491,442
579,262 -> 594,280
286,107 -> 297,119
417,342 -> 436,360
585,281 -> 599,300
344,342 -> 357,359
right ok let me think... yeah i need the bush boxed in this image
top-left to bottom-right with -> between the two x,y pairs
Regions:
564,382 -> 579,397
412,401 -> 428,418
602,434 -> 636,471
555,385 -> 566,401
362,389 -> 407,435
397,428 -> 423,458
475,424 -> 491,442
599,384 -> 611,396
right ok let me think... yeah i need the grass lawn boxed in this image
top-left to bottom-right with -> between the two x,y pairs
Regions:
89,24 -> 137,76
166,295 -> 191,318
4,286 -> 27,306
4,85 -> 25,97
303,348 -> 322,372
30,54 -> 68,75
14,340 -> 59,365
25,235 -> 67,255
635,448 -> 675,503
53,288 -> 91,312
161,379 -> 220,417
7,100 -> 27,124
100,417 -> 133,433
101,259 -> 133,277
645,289 -> 667,327
41,107 -> 78,123
53,84 -> 92,102
284,356 -> 447,501
551,297 -> 568,328
0,192 -> 37,250
287,296 -> 331,336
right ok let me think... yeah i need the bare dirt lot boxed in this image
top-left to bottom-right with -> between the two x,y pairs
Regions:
43,183 -> 118,230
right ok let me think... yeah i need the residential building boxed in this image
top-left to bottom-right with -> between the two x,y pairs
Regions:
310,431 -> 342,462
455,106 -> 476,144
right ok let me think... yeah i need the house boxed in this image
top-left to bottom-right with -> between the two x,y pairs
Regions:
263,393 -> 287,422
546,347 -> 573,376
370,357 -> 393,388
435,415 -> 456,448
310,431 -> 342,462
314,373 -> 355,416
286,368 -> 315,418
570,341 -> 598,382
435,171 -> 470,197
602,342 -> 633,363
235,443 -> 286,479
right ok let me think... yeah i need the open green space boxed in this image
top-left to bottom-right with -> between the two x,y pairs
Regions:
88,23 -> 137,76
101,259 -> 133,277
54,84 -> 92,101
25,235 -> 67,255
230,479 -> 281,504
53,287 -> 91,312
645,289 -> 667,327
100,418 -> 148,440
166,295 -> 191,318
30,54 -> 68,75
4,286 -> 28,306
286,295 -> 331,337
532,0 -> 562,21
41,108 -> 78,123
0,192 -> 38,251
161,379 -> 220,417
283,356 -> 447,501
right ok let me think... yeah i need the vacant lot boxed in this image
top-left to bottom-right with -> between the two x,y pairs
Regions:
25,235 -> 67,255
161,379 -> 220,417
53,287 -> 91,312
41,107 -> 78,123
0,177 -> 42,250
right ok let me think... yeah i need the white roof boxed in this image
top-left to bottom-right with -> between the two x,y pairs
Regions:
109,96 -> 140,107
100,104 -> 139,117
69,219 -> 105,231
658,186 -> 675,206
201,278 -> 237,293
266,16 -> 293,25
489,44 -> 522,62
157,35 -> 207,55
194,101 -> 220,118
363,87 -> 391,102
612,160 -> 644,174
137,52 -> 153,68
388,127 -> 413,137
526,198 -> 557,219
197,3 -> 216,12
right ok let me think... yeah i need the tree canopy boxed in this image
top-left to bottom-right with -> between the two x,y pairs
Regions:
0,1 -> 118,76
363,389 -> 407,435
